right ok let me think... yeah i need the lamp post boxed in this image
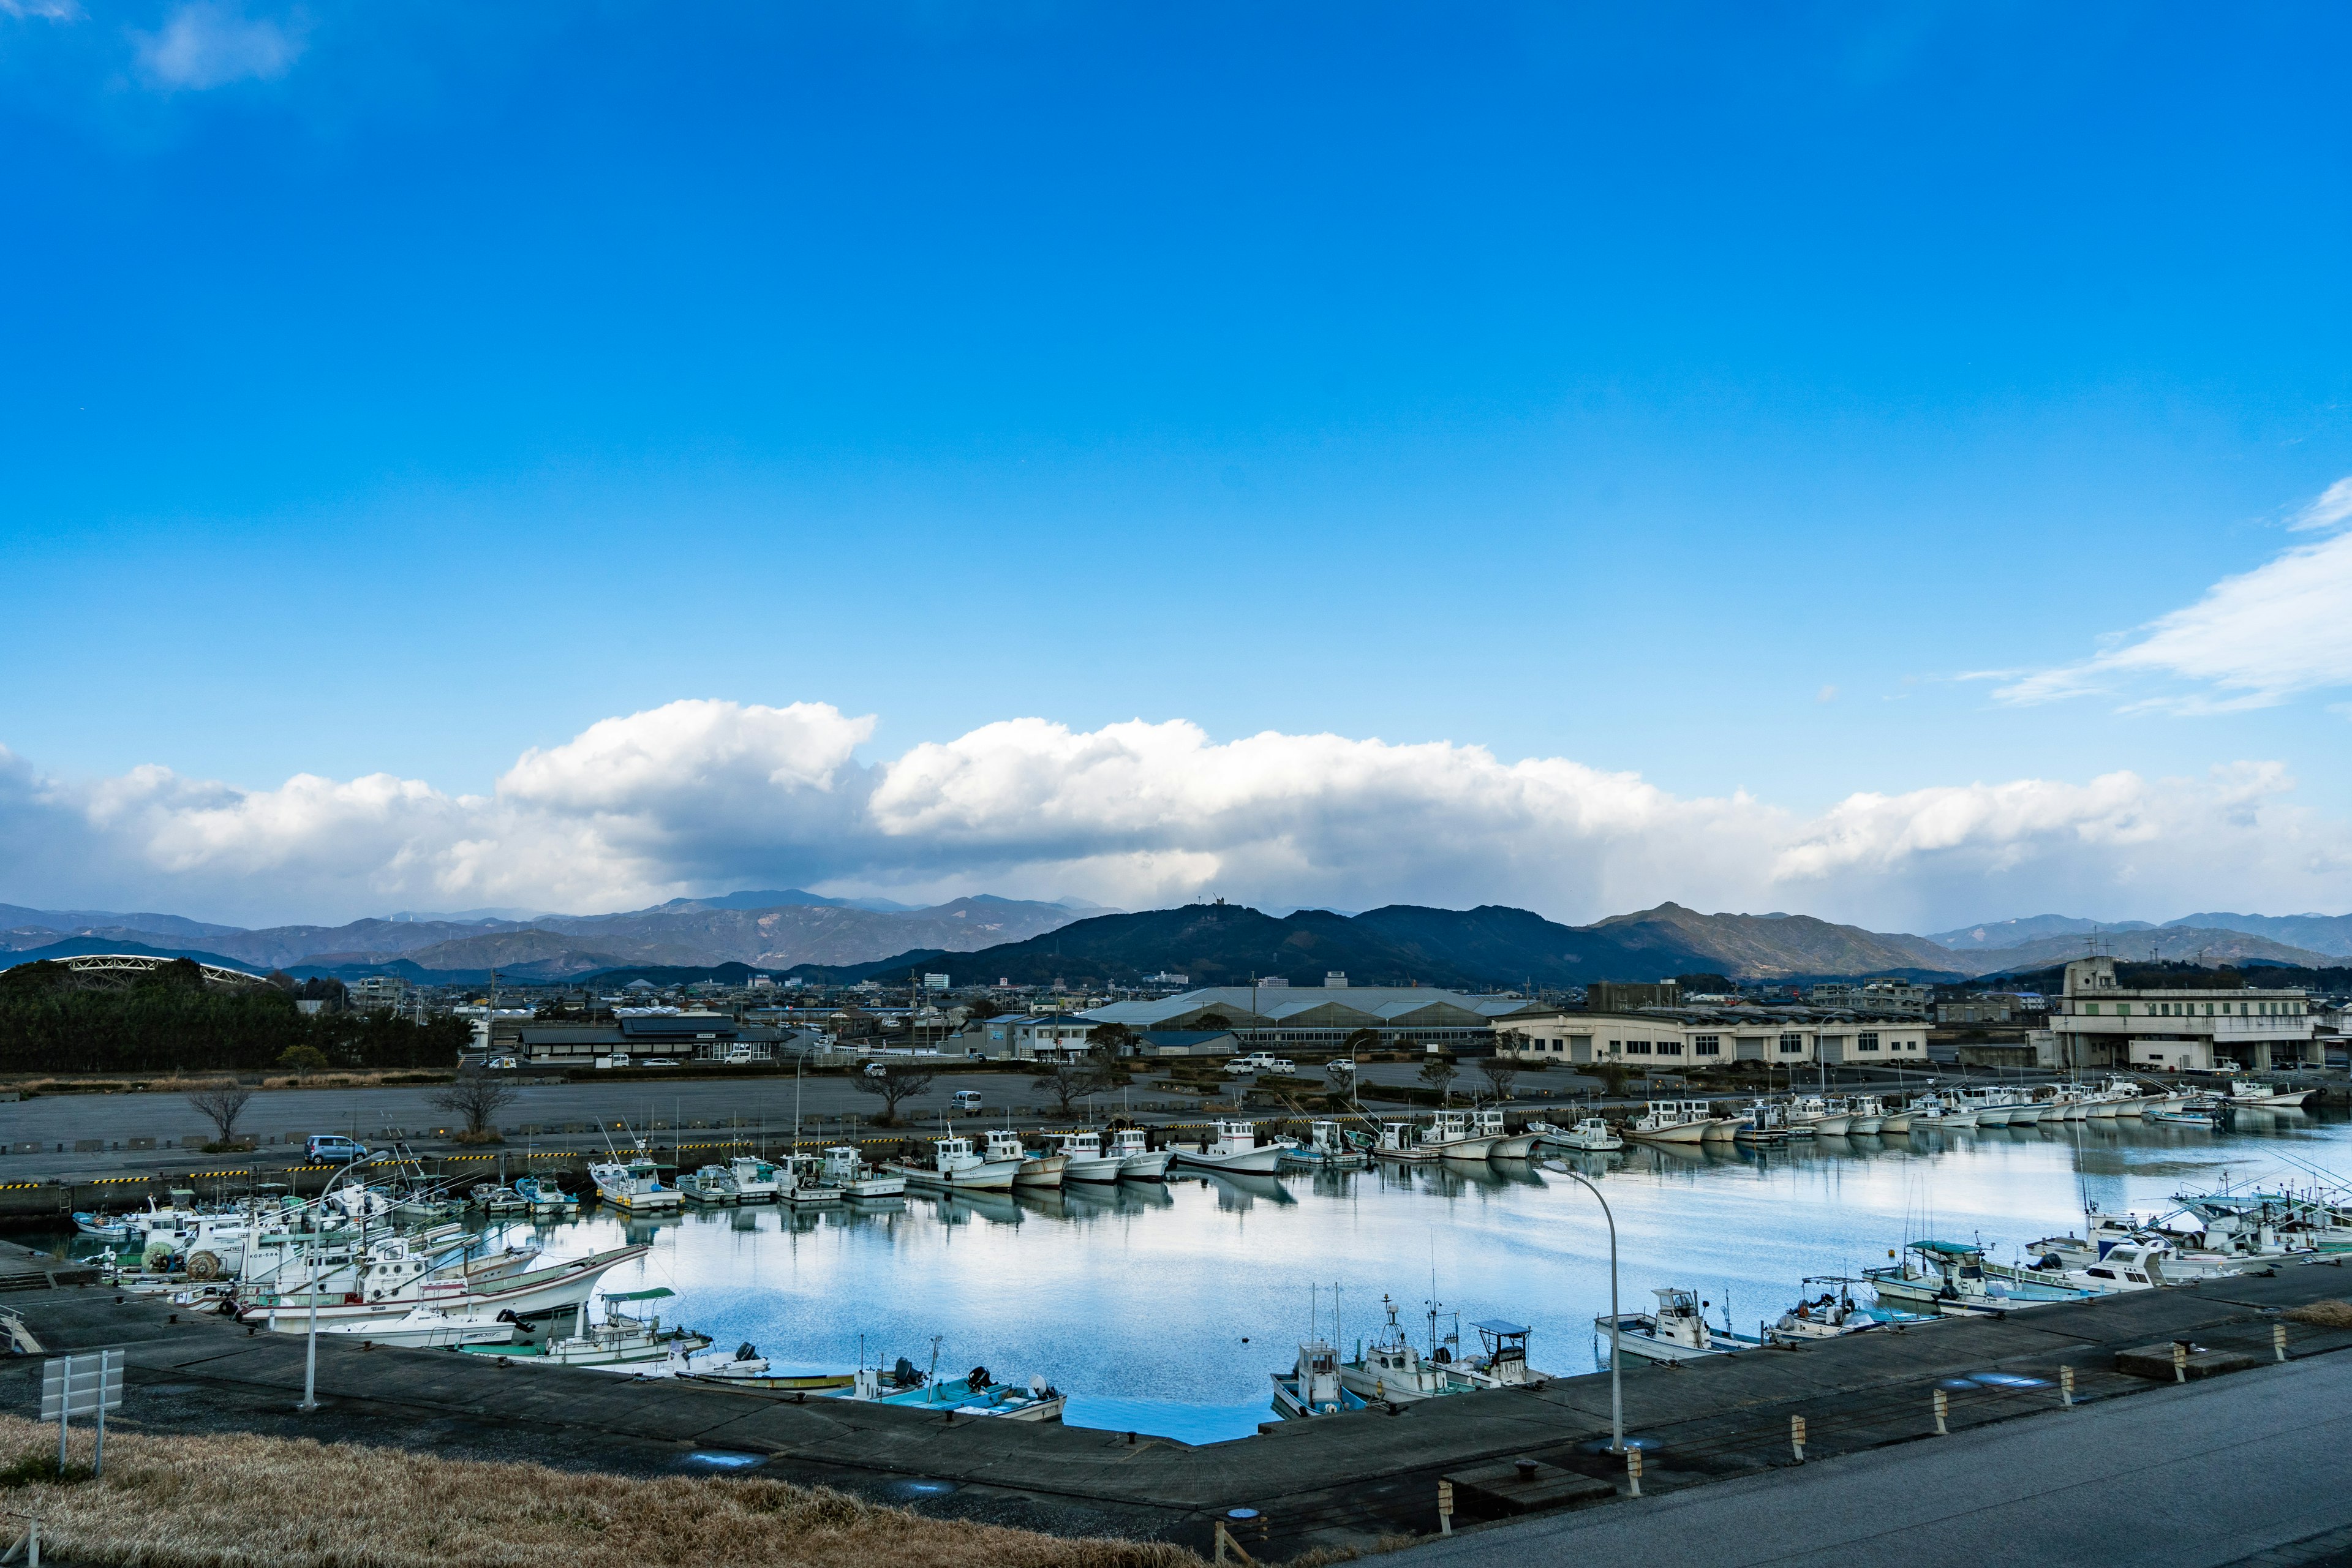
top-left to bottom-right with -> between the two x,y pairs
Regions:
300,1149 -> 385,1414
1550,1164 -> 1626,1453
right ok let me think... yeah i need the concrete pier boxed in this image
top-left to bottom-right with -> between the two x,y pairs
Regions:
3,1261 -> 2349,1559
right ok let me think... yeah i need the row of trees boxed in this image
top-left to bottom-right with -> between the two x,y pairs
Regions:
0,960 -> 468,1075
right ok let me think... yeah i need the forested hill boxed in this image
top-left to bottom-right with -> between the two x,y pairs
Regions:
0,959 -> 467,1074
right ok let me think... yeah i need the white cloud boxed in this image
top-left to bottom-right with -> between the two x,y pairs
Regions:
1997,476 -> 2352,714
1,0 -> 83,20
2,700 -> 2348,931
133,2 -> 302,89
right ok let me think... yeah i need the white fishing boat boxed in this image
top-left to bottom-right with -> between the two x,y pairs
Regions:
1173,1118 -> 1290,1174
470,1183 -> 531,1216
1270,1336 -> 1368,1419
2084,1076 -> 2149,1118
1624,1101 -> 1734,1145
1782,1095 -> 1832,1136
1734,1100 -> 1795,1142
513,1175 -> 578,1216
464,1287 -> 709,1368
1373,1121 -> 1436,1163
2151,1099 -> 2225,1128
1865,1240 -> 2095,1317
985,1130 -> 1069,1189
1108,1127 -> 1172,1181
726,1156 -> 785,1201
1279,1121 -> 1370,1170
247,1242 -> 649,1325
677,1166 -> 741,1205
1052,1131 -> 1129,1183
1955,1087 -> 2020,1126
1472,1110 -> 1545,1159
72,1212 -> 134,1243
780,1152 -> 846,1204
1417,1110 -> 1500,1159
1599,1287 -> 1763,1363
1764,1278 -> 1931,1344
1537,1117 -> 1623,1152
309,1306 -> 522,1348
589,1142 -> 681,1213
820,1145 -> 908,1198
1844,1095 -> 1888,1136
1335,1295 -> 1486,1404
2226,1079 -> 2315,1109
884,1134 -> 1024,1191
1457,1318 -> 1542,1388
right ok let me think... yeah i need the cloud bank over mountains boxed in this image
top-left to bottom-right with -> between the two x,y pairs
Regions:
3,700 -> 2346,930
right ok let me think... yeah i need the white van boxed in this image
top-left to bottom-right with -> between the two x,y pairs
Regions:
951,1090 -> 985,1114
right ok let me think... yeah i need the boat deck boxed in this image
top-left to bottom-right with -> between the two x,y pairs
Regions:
6,1262 -> 2352,1560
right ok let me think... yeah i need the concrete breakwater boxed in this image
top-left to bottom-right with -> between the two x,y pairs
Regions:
4,1261 -> 2349,1561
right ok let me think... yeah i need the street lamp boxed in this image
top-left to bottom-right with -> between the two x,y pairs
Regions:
1549,1164 -> 1626,1453
300,1148 -> 385,1414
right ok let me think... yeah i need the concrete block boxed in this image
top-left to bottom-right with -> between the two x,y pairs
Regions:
1444,1458 -> 1618,1518
127,1138 -> 156,1150
180,1134 -> 206,1148
2115,1341 -> 2264,1381
6,1142 -> 34,1155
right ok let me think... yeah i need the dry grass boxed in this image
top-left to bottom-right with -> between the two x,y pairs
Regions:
2285,1299 -> 2352,1329
0,1416 -> 1202,1568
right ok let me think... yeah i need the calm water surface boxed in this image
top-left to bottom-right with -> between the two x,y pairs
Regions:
202,1114 -> 2352,1444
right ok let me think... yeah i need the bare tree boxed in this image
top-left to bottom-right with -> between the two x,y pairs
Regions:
1031,1054 -> 1118,1118
1417,1057 -> 1458,1104
851,1061 -> 938,1125
1479,1055 -> 1520,1104
186,1080 -> 254,1145
432,1075 -> 519,1138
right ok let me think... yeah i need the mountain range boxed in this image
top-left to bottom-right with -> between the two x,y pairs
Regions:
0,894 -> 2342,985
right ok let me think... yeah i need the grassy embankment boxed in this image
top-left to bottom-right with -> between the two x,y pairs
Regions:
0,1415 -> 1203,1568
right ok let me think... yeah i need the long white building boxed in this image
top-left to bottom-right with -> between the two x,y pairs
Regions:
1082,977 -> 1551,1052
2045,956 -> 2316,1072
1498,1008 -> 1930,1068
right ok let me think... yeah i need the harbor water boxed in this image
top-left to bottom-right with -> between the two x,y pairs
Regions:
94,1110 -> 2352,1445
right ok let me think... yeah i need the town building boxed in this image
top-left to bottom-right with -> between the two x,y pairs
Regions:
492,1011 -> 786,1067
1498,1008 -> 1929,1067
2043,956 -> 2318,1071
1936,998 -> 2016,1025
971,1014 -> 1104,1061
1585,980 -> 1681,1013
1082,981 -> 1551,1053
1808,981 -> 1931,1019
349,974 -> 410,1012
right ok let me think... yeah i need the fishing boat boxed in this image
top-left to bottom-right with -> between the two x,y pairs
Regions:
1373,1121 -> 1437,1163
1844,1095 -> 1888,1136
462,1287 -> 709,1368
1109,1128 -> 1172,1181
589,1142 -> 681,1213
1864,1240 -> 2095,1317
1781,1095 -> 1832,1136
726,1156 -> 785,1201
1335,1295 -> 1487,1404
1270,1336 -> 1369,1419
677,1166 -> 741,1205
1598,1287 -> 1764,1363
1473,1110 -> 1545,1159
1954,1087 -> 2021,1127
681,1365 -> 858,1392
831,1360 -> 1066,1420
470,1183 -> 531,1216
780,1152 -> 846,1204
1050,1131 -> 1129,1182
246,1242 -> 649,1325
1416,1110 -> 1501,1159
1457,1319 -> 1542,1388
884,1134 -> 1024,1191
820,1145 -> 907,1198
1172,1119 -> 1291,1174
2226,1079 -> 2315,1109
72,1212 -> 134,1243
2084,1077 -> 2149,1118
1764,1278 -> 1929,1344
308,1306 -> 522,1349
985,1130 -> 1069,1189
1279,1121 -> 1370,1170
1733,1099 -> 1794,1143
1538,1117 -> 1623,1152
1624,1101 -> 1735,1145
2151,1099 -> 2225,1127
513,1175 -> 578,1216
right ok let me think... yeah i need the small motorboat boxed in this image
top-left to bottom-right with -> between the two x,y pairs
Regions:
820,1145 -> 907,1198
726,1156 -> 785,1201
513,1175 -> 578,1216
1172,1119 -> 1291,1175
1599,1287 -> 1765,1363
1052,1131 -> 1130,1183
677,1166 -> 741,1205
1537,1117 -> 1623,1152
1109,1127 -> 1172,1181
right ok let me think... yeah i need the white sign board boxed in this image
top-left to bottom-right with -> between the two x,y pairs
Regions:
39,1351 -> 122,1422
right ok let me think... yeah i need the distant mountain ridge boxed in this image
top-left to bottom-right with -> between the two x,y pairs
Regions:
2,893 -> 2343,983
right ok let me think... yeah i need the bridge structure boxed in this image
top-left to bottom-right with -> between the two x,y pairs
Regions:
37,952 -> 271,989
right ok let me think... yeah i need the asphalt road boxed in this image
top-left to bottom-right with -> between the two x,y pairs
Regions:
1404,1351 -> 2352,1568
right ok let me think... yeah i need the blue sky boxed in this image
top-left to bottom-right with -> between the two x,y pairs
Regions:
2,2 -> 2348,927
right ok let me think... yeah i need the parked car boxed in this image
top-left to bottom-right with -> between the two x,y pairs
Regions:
483,1056 -> 520,1070
951,1090 -> 985,1113
305,1134 -> 369,1164
1226,1052 -> 1297,1076
864,1061 -> 891,1077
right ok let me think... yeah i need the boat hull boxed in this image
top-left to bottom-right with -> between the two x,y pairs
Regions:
1488,1131 -> 1545,1158
1013,1155 -> 1069,1189
1117,1150 -> 1173,1181
886,1157 -> 1023,1191
1174,1144 -> 1287,1174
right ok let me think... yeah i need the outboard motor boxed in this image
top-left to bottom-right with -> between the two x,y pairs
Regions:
891,1356 -> 922,1389
736,1342 -> 759,1361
